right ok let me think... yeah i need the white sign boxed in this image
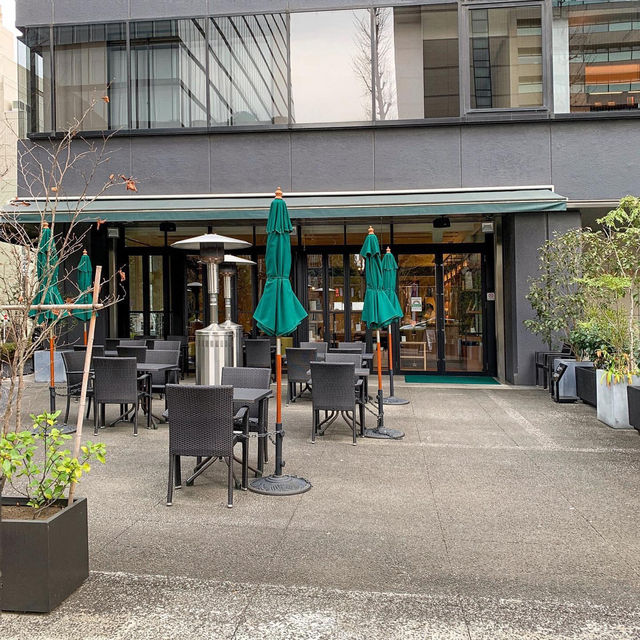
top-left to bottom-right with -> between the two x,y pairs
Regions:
410,297 -> 422,312
486,292 -> 495,302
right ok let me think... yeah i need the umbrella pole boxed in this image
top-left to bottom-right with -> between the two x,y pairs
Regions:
49,333 -> 56,414
275,336 -> 283,475
364,329 -> 404,439
83,323 -> 87,346
248,336 -> 311,496
383,325 -> 409,405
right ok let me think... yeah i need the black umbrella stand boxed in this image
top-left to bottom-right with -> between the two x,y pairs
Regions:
383,325 -> 409,405
364,330 -> 405,439
249,337 -> 312,496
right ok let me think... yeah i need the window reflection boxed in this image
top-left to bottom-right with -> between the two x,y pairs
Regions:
19,28 -> 52,134
131,19 -> 207,129
375,5 -> 459,120
54,23 -> 127,131
553,0 -> 640,112
208,14 -> 288,125
469,6 -> 543,109
290,10 -> 372,123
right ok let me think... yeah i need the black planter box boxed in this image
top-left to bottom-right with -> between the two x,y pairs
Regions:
1,496 -> 89,613
576,365 -> 597,407
628,386 -> 640,431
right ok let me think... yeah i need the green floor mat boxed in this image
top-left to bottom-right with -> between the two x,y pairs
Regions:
404,374 -> 500,385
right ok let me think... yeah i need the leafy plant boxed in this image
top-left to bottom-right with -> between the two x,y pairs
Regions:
0,411 -> 106,518
525,228 -> 600,358
569,319 -> 612,362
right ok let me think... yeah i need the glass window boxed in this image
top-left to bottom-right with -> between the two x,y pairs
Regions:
553,0 -> 640,113
301,225 -> 344,247
469,5 -> 544,109
373,5 -> 459,120
54,23 -> 127,131
236,254 -> 254,334
328,254 -> 346,344
346,224 -> 390,247
131,19 -> 207,129
19,28 -> 52,134
290,9 -> 372,123
307,254 -> 324,342
208,14 -> 288,126
149,254 -> 164,336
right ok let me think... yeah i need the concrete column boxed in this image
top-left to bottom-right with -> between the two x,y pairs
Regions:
503,211 -> 581,385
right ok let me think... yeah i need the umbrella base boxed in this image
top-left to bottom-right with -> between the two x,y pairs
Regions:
383,396 -> 410,405
248,474 -> 312,496
364,427 -> 405,439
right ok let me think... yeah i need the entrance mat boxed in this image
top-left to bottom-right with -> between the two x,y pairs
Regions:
404,374 -> 500,385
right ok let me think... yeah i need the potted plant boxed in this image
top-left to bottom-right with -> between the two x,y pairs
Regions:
525,228 -> 601,398
582,197 -> 640,428
0,411 -> 106,612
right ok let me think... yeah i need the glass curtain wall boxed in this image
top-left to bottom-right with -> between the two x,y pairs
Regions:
19,28 -> 52,133
290,9 -> 372,123
54,23 -> 127,131
208,14 -> 288,125
373,5 -> 459,120
131,19 -> 207,129
469,5 -> 544,109
553,0 -> 640,112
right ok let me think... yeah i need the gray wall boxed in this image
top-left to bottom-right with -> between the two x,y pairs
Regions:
503,211 -> 582,386
17,0 -> 457,26
19,119 -> 640,201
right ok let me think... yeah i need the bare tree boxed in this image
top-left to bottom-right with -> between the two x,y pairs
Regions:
0,96 -> 132,457
353,8 -> 397,121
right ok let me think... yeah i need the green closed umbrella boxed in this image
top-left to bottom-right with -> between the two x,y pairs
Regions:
250,188 -> 311,496
29,222 -> 65,412
381,248 -> 409,406
360,227 -> 403,439
29,222 -> 65,324
73,250 -> 93,344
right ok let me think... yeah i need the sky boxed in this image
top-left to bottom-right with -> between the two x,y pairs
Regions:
0,0 -> 17,34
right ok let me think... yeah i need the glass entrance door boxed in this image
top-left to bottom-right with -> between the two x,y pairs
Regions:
397,251 -> 485,374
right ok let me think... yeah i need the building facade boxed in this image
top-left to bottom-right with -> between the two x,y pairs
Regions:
13,0 -> 640,384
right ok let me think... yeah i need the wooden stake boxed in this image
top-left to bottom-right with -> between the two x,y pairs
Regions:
68,265 -> 102,507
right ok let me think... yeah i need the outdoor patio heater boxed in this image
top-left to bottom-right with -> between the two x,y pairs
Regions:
172,234 -> 251,384
220,254 -> 256,366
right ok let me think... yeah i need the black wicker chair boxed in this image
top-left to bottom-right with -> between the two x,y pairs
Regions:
146,349 -> 180,395
325,352 -> 368,409
73,345 -> 105,358
300,341 -> 327,361
120,339 -> 147,347
286,347 -> 316,403
310,362 -> 363,445
105,338 -> 120,351
92,357 -> 150,436
338,341 -> 365,353
221,366 -> 271,471
167,334 -> 189,376
61,351 -> 93,423
245,339 -> 272,370
165,384 -> 249,508
152,340 -> 182,352
116,345 -> 147,363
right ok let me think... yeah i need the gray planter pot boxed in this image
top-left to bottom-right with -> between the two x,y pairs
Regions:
576,366 -> 596,407
1,496 -> 89,612
596,370 -> 640,429
552,358 -> 593,402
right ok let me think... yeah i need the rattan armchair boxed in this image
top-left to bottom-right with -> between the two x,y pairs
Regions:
244,339 -> 271,370
61,350 -> 93,423
165,384 -> 249,508
92,357 -> 150,436
116,345 -> 147,363
221,366 -> 271,471
310,362 -> 363,445
300,341 -> 327,361
286,347 -> 316,403
145,349 -> 180,395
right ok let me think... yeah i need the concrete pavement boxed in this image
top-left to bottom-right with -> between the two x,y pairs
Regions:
2,379 -> 640,638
